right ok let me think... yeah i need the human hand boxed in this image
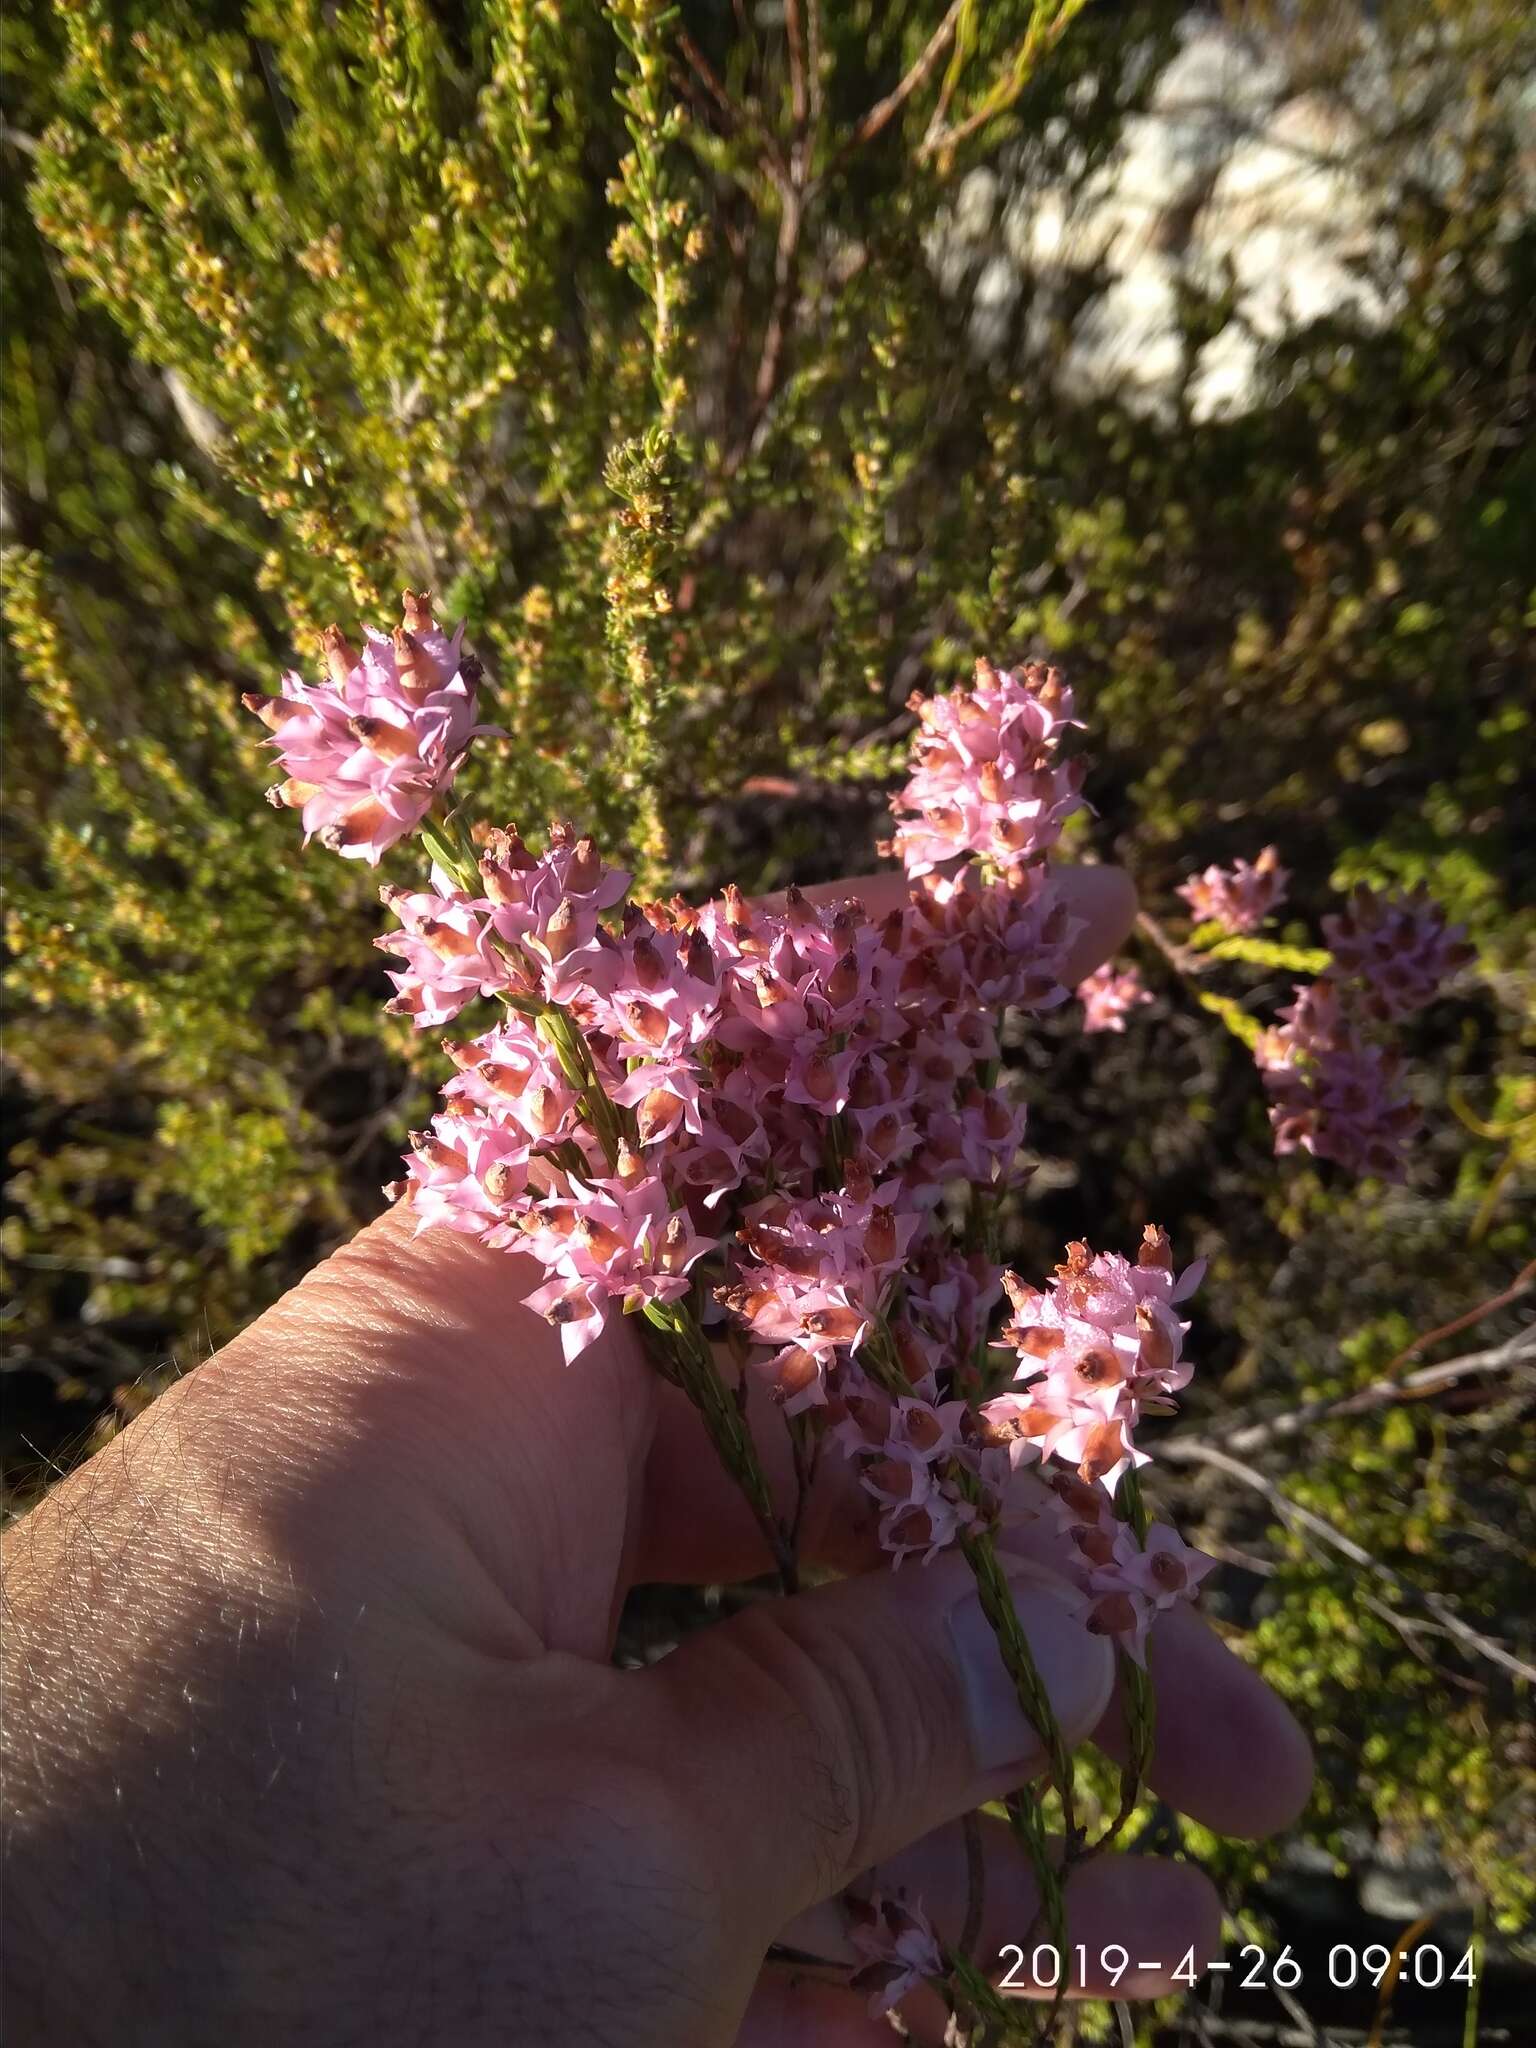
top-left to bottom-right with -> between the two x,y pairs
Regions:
2,865 -> 1311,2047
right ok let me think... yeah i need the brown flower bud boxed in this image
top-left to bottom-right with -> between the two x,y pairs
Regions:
864,1456 -> 917,1501
409,1129 -> 460,1170
1077,1420 -> 1128,1485
347,714 -> 417,762
420,918 -> 481,963
623,1000 -> 670,1048
1137,1225 -> 1173,1272
1073,1347 -> 1122,1388
1135,1303 -> 1177,1376
636,1087 -> 680,1142
803,1305 -> 863,1344
866,1206 -> 898,1266
392,626 -> 425,696
266,777 -> 319,810
683,930 -> 716,985
772,1346 -> 822,1403
1086,1593 -> 1138,1639
541,901 -> 579,962
320,624 -> 358,685
481,1160 -> 522,1207
630,936 -> 667,991
241,691 -> 285,731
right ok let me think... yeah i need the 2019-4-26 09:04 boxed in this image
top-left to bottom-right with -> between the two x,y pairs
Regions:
995,1941 -> 1479,1993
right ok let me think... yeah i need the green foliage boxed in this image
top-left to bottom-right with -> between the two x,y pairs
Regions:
4,0 -> 1533,1985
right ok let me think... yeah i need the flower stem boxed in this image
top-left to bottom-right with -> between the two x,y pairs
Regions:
1097,1467 -> 1156,1850
642,1298 -> 799,1595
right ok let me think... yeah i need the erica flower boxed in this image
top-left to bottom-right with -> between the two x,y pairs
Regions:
1257,979 -> 1420,1180
1077,960 -> 1153,1033
845,1891 -> 945,2015
1177,846 -> 1288,934
1081,1522 -> 1218,1666
523,1173 -> 714,1362
1322,883 -> 1473,1021
376,887 -> 510,1027
885,658 -> 1085,877
993,1230 -> 1203,1495
248,592 -> 495,863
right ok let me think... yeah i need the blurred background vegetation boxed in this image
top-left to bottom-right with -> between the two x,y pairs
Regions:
3,1 -> 1532,2038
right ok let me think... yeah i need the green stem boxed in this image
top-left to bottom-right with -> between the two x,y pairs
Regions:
643,1298 -> 798,1593
957,1518 -> 1078,1847
1097,1468 -> 1156,1850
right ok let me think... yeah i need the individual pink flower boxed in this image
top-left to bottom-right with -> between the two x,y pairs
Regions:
1322,884 -> 1473,1021
1077,960 -> 1153,1033
1177,846 -> 1288,934
248,592 -> 496,863
1257,980 -> 1420,1180
845,1891 -> 945,2014
885,658 -> 1085,877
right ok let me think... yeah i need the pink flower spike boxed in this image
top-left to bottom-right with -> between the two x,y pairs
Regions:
1322,883 -> 1474,1020
377,887 -> 511,1026
887,659 -> 1085,877
253,596 -> 498,864
1077,960 -> 1153,1033
1256,979 -> 1421,1179
1177,846 -> 1288,935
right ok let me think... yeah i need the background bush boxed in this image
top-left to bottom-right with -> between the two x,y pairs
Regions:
4,0 -> 1532,2033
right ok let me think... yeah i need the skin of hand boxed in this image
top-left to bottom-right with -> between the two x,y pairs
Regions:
1,866 -> 1312,2048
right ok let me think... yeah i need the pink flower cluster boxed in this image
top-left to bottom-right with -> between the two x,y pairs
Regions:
1077,960 -> 1153,1033
1035,1470 -> 1216,1666
247,592 -> 495,863
1177,845 -> 1288,934
845,1891 -> 945,2015
1255,884 -> 1468,1179
1256,978 -> 1421,1180
387,819 -> 1080,1384
1321,883 -> 1473,1021
251,623 -> 1252,2021
884,657 -> 1085,876
983,1228 -> 1203,1496
254,641 -> 1220,1661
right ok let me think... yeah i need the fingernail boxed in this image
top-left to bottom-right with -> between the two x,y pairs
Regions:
948,1560 -> 1113,1774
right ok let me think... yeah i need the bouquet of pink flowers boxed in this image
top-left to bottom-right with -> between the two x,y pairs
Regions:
246,594 -> 1462,2034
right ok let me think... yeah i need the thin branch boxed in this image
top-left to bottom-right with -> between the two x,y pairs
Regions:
1204,1325 -> 1536,1456
1136,907 -> 1210,977
835,0 -> 967,166
784,0 -> 809,150
674,29 -> 788,188
919,0 -> 1090,166
806,0 -> 825,133
1380,1257 -> 1536,1379
923,0 -> 973,150
1158,1437 -> 1536,1686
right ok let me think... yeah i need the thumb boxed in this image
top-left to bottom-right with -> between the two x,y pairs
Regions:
638,1552 -> 1114,1934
